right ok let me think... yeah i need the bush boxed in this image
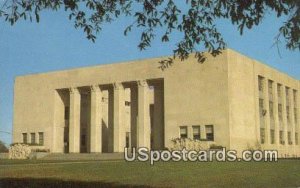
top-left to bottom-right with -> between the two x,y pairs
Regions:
32,148 -> 50,152
0,140 -> 8,153
246,141 -> 262,152
10,142 -> 41,146
9,143 -> 31,159
169,138 -> 210,151
10,142 -> 23,146
209,144 -> 224,150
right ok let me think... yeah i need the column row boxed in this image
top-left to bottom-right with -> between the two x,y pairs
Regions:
258,76 -> 299,147
68,80 -> 151,153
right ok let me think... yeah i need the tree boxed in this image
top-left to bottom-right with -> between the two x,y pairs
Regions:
0,0 -> 299,69
0,140 -> 8,153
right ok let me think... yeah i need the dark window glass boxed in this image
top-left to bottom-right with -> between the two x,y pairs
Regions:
31,133 -> 36,144
260,128 -> 265,144
180,126 -> 188,139
280,131 -> 284,145
258,76 -> 264,91
205,125 -> 214,141
39,132 -> 44,145
22,133 -> 27,144
193,126 -> 200,140
270,130 -> 275,144
288,132 -> 292,145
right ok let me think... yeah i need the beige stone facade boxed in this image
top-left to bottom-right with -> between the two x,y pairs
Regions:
13,49 -> 300,157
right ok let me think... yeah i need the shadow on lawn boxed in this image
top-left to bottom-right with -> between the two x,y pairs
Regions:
0,178 -> 154,188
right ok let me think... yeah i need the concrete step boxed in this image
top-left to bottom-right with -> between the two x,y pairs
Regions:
40,153 -> 124,161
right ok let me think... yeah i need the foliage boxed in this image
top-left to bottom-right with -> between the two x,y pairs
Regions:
10,142 -> 43,146
0,140 -> 8,153
0,0 -> 299,68
32,148 -> 50,152
9,143 -> 31,159
246,141 -> 262,152
209,144 -> 224,150
170,137 -> 211,151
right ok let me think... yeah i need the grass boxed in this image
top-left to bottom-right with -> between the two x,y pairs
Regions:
0,159 -> 300,187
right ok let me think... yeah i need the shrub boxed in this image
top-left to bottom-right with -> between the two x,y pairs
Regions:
0,140 -> 8,153
10,142 -> 41,146
169,138 -> 210,151
32,148 -> 50,152
209,144 -> 224,150
246,141 -> 262,152
9,143 -> 31,159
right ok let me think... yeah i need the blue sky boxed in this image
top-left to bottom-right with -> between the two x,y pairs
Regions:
0,7 -> 299,146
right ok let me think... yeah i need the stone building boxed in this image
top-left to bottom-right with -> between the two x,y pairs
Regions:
13,49 -> 300,157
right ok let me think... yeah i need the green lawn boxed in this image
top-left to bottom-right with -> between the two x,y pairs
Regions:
0,159 -> 300,187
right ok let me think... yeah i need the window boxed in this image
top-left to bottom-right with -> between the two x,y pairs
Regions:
295,108 -> 298,124
296,133 -> 299,145
31,133 -> 36,144
270,129 -> 275,144
293,90 -> 297,107
38,132 -> 44,146
205,125 -> 214,141
268,80 -> 273,99
258,76 -> 264,92
288,132 -> 292,145
277,84 -> 282,98
280,131 -> 284,145
286,106 -> 290,122
278,104 -> 283,121
269,101 -> 274,118
286,87 -> 290,105
125,101 -> 131,106
180,126 -> 188,139
126,132 -> 130,148
259,99 -> 264,117
192,126 -> 200,140
22,133 -> 27,144
64,106 -> 69,120
260,128 -> 265,144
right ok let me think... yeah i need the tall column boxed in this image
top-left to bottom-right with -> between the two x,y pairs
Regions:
152,84 -> 164,150
137,80 -> 151,149
254,76 -> 260,143
263,79 -> 270,145
69,87 -> 81,153
52,91 -> 65,153
273,83 -> 280,146
113,83 -> 125,152
90,85 -> 102,153
130,85 -> 138,148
